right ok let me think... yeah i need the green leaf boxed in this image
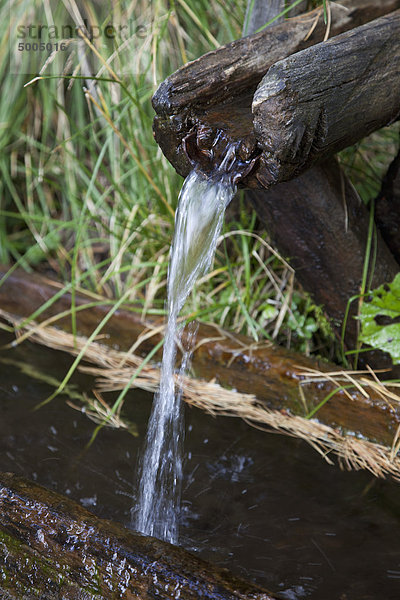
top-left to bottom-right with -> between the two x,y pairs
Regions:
261,304 -> 278,321
358,273 -> 400,364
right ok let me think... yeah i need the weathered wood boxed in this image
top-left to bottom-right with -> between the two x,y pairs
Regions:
375,140 -> 400,265
152,0 -> 400,188
238,1 -> 400,370
0,472 -> 276,599
153,0 -> 400,370
1,267 -> 400,453
247,159 -> 400,364
252,10 -> 400,185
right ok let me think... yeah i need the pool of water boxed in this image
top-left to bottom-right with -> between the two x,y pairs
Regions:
0,331 -> 399,599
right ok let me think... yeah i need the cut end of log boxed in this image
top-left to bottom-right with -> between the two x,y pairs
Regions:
252,9 -> 400,184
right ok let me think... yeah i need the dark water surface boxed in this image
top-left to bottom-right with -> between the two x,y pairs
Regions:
0,332 -> 399,599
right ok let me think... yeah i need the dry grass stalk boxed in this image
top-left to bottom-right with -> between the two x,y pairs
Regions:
297,365 -> 400,407
1,307 -> 400,481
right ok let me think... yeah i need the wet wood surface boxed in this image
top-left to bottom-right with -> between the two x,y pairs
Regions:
1,266 -> 400,450
0,472 -> 276,599
253,10 -> 400,185
152,0 -> 400,188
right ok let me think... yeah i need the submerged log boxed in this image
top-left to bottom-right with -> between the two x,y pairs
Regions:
375,140 -> 400,265
253,10 -> 400,185
152,0 -> 400,188
0,472 -> 276,599
1,267 -> 400,465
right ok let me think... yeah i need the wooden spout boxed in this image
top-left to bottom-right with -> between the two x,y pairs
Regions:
152,0 -> 400,188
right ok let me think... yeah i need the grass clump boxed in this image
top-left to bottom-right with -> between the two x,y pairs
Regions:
0,0 -> 397,376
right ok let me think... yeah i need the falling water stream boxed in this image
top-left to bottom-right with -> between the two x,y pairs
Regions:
135,150 -> 238,543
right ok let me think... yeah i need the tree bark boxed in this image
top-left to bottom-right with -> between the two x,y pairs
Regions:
252,10 -> 400,186
0,472 -> 276,600
247,159 -> 400,355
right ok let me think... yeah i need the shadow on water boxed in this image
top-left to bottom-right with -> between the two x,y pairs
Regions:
0,330 -> 399,599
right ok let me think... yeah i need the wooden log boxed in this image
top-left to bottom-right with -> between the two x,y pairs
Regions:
1,267 -> 400,456
152,0 -> 400,188
153,0 -> 400,364
246,160 -> 400,367
252,10 -> 400,186
375,140 -> 400,264
237,1 -> 400,370
0,472 -> 276,599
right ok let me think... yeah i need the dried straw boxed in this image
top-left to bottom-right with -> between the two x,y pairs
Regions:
1,307 -> 400,481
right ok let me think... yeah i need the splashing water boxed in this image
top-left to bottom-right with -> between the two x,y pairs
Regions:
135,162 -> 237,544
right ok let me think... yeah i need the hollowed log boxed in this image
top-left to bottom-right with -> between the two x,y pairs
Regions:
0,472 -> 276,600
1,267 -> 400,461
152,0 -> 400,188
152,0 -> 400,368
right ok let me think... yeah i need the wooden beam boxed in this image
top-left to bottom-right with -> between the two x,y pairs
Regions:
153,0 -> 400,365
253,10 -> 400,185
0,472 -> 276,599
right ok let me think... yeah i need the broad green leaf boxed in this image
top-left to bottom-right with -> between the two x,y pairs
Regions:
358,273 -> 400,364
